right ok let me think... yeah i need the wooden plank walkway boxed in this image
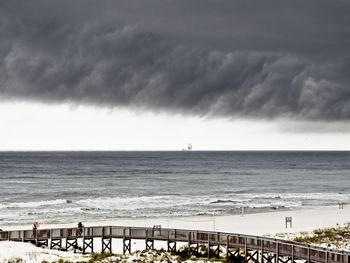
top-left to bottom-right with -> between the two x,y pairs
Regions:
1,226 -> 349,263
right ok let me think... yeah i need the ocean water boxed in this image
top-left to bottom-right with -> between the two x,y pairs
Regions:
0,151 -> 349,226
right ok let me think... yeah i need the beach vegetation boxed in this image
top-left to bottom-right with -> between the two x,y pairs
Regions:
7,257 -> 24,263
88,252 -> 114,263
225,253 -> 245,263
56,259 -> 76,263
6,249 -> 247,263
293,223 -> 350,248
175,246 -> 192,260
172,244 -> 242,262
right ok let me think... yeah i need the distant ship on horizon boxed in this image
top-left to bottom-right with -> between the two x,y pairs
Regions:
182,143 -> 192,151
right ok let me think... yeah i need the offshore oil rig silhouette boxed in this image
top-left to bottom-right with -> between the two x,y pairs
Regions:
182,143 -> 192,151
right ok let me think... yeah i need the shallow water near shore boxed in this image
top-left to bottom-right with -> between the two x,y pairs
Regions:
0,151 -> 349,225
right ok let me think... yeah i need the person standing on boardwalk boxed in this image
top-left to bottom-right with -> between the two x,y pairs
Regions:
77,222 -> 84,237
32,222 -> 39,238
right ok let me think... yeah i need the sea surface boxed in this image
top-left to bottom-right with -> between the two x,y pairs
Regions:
0,151 -> 349,226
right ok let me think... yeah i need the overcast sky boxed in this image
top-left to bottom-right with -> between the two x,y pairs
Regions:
0,0 -> 349,150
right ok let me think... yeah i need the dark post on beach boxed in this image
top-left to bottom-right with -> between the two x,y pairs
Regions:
285,217 -> 292,228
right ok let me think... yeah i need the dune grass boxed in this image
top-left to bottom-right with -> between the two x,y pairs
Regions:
293,223 -> 350,248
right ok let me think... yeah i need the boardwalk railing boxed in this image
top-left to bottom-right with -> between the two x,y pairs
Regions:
1,226 -> 349,263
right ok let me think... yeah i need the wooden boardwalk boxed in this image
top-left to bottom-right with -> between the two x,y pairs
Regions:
1,225 -> 349,263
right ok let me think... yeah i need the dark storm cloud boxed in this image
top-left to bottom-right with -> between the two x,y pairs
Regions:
0,0 -> 350,121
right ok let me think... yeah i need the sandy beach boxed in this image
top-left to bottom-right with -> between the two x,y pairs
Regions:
4,204 -> 349,234
1,205 -> 349,262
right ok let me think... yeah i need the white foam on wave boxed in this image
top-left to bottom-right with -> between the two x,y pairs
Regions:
0,199 -> 68,209
2,192 -> 350,225
74,192 -> 344,213
76,195 -> 209,210
234,192 -> 350,201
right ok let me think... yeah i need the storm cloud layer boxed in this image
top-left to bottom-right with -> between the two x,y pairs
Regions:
1,0 -> 350,120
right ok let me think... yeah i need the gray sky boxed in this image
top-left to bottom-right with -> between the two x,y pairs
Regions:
0,0 -> 349,150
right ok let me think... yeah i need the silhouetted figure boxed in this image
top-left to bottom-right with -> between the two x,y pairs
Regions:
32,222 -> 39,238
77,222 -> 84,237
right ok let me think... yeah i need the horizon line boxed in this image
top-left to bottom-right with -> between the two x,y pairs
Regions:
0,149 -> 349,152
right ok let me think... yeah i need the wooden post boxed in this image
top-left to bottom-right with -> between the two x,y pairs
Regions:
123,238 -> 131,254
103,226 -> 112,253
217,232 -> 221,258
102,237 -> 112,253
234,248 -> 240,258
66,238 -> 77,251
35,230 -> 38,247
291,244 -> 294,263
207,232 -> 210,259
82,228 -> 86,254
91,238 -> 94,253
261,239 -> 264,263
245,237 -> 248,263
50,239 -> 62,250
146,239 -> 154,250
167,240 -> 176,252
123,227 -> 126,255
49,229 -> 52,249
123,228 -> 126,255
82,228 -> 94,254
276,241 -> 279,263
257,238 -> 260,263
188,231 -> 191,256
226,235 -> 230,258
